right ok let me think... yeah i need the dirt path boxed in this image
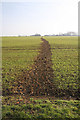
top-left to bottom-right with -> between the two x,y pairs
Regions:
13,38 -> 56,96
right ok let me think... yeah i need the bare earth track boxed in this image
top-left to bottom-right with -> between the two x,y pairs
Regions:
13,38 -> 56,96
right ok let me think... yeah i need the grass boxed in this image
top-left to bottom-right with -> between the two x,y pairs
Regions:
2,36 -> 79,119
2,36 -> 41,70
2,36 -> 78,94
2,36 -> 41,95
44,36 -> 78,91
2,97 -> 80,119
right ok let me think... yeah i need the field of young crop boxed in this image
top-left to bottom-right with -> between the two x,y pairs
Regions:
2,96 -> 80,119
2,36 -> 41,95
44,36 -> 78,96
2,36 -> 79,119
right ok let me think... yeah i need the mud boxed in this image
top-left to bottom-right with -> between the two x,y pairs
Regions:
12,38 -> 56,96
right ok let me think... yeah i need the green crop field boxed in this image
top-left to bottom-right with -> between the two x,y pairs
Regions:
2,97 -> 80,119
44,36 -> 78,93
2,36 -> 41,71
2,36 -> 79,119
2,36 -> 41,95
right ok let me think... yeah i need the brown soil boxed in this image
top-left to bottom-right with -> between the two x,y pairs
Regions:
12,38 -> 56,96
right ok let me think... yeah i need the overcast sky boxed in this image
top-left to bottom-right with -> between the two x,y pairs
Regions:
1,0 -> 79,36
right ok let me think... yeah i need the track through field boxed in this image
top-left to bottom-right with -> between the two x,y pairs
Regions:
13,38 -> 55,96
3,38 -> 79,99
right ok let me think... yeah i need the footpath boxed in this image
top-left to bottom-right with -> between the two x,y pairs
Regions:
15,38 -> 55,96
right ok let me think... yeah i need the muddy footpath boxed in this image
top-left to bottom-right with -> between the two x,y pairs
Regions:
13,38 -> 56,96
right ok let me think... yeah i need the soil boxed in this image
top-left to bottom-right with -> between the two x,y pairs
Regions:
13,38 -> 56,96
